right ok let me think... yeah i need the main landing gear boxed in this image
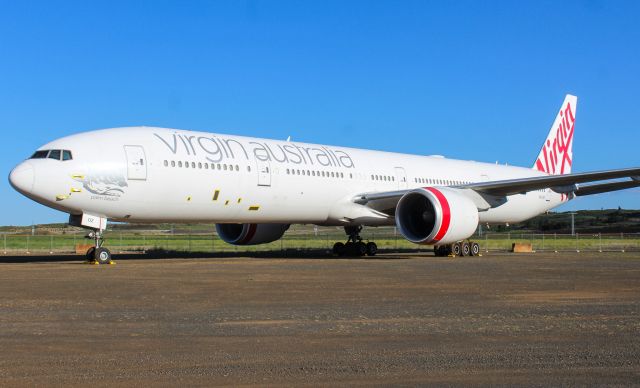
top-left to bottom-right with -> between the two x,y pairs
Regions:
332,226 -> 378,257
85,229 -> 113,265
434,240 -> 481,257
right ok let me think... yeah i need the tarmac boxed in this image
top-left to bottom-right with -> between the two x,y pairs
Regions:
1,251 -> 639,386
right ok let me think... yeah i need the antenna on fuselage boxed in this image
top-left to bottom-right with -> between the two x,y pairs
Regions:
286,136 -> 291,142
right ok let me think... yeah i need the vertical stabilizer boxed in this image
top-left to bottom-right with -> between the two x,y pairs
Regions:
533,94 -> 577,175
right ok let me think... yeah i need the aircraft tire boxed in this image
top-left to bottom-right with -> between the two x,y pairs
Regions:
471,242 -> 480,256
355,241 -> 367,256
461,241 -> 471,256
451,243 -> 461,256
94,247 -> 112,265
366,242 -> 377,256
333,242 -> 345,256
86,247 -> 96,262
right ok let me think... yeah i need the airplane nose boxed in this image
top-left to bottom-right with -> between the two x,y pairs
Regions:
9,162 -> 34,194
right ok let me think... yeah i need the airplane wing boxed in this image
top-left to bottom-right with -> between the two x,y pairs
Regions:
354,167 -> 640,213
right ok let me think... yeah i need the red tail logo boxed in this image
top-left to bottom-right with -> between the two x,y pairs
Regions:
534,95 -> 577,175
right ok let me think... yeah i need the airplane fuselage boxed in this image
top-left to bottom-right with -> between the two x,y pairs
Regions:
11,126 -> 562,226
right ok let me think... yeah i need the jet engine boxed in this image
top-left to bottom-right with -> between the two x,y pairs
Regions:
215,223 -> 290,245
395,187 -> 479,245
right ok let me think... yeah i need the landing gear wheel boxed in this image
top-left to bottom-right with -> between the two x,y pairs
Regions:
461,241 -> 471,256
355,241 -> 367,256
85,247 -> 96,262
470,242 -> 480,256
451,243 -> 461,256
366,242 -> 378,256
333,242 -> 345,256
94,247 -> 112,265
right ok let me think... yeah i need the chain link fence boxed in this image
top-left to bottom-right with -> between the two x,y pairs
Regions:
1,227 -> 639,255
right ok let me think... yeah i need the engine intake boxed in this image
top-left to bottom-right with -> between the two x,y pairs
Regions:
216,223 -> 290,245
395,187 -> 479,245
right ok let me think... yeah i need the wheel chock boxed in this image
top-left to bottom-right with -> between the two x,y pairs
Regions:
109,261 -> 116,265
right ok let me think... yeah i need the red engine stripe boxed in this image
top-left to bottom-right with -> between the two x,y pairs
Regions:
239,224 -> 257,244
425,187 -> 451,243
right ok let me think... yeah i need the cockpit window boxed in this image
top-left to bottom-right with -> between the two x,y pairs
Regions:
30,149 -> 73,161
31,150 -> 49,159
48,150 -> 61,160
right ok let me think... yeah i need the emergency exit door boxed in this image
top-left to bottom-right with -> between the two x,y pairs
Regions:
124,145 -> 147,180
395,167 -> 408,189
256,159 -> 271,186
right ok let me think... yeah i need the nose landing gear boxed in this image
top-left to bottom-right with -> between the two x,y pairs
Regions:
332,226 -> 378,257
85,230 -> 113,265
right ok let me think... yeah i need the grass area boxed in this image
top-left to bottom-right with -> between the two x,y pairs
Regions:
1,228 -> 639,254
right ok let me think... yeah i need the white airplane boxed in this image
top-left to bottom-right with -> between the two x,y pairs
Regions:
8,95 -> 640,263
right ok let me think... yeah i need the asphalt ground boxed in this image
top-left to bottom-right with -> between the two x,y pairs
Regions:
1,252 -> 639,386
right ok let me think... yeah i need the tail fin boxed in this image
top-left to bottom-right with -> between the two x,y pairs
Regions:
533,94 -> 577,175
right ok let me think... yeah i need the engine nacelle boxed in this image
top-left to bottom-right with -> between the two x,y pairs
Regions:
215,223 -> 290,245
395,187 -> 479,245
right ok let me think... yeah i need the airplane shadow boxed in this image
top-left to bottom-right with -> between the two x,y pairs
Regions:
0,248 -> 435,263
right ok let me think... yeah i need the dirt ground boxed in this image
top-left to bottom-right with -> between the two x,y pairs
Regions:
0,252 -> 639,386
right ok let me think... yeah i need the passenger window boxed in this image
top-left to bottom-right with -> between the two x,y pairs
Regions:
171,161 -> 176,167
204,163 -> 208,170
48,150 -> 61,160
247,166 -> 251,172
62,150 -> 73,161
223,164 -> 228,171
235,165 -> 239,171
178,161 -> 183,167
191,162 -> 196,168
164,160 -> 168,167
198,162 -> 202,169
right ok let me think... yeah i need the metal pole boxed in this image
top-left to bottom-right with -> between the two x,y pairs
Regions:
599,233 -> 602,253
3,234 -> 6,254
26,235 -> 29,254
50,235 -> 53,254
485,233 -> 488,253
576,233 -> 579,252
570,212 -> 576,236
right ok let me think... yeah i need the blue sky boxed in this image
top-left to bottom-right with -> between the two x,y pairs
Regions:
1,0 -> 639,225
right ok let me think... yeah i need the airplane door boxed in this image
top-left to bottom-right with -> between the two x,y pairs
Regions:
256,159 -> 271,187
124,145 -> 147,180
394,167 -> 408,189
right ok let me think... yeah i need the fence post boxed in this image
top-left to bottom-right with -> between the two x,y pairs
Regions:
485,233 -> 488,253
26,235 -> 30,254
3,234 -> 6,254
599,233 -> 602,253
554,233 -> 557,253
395,227 -> 398,250
576,233 -> 579,253
50,235 -> 53,254
542,233 -> 545,251
621,232 -> 625,253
